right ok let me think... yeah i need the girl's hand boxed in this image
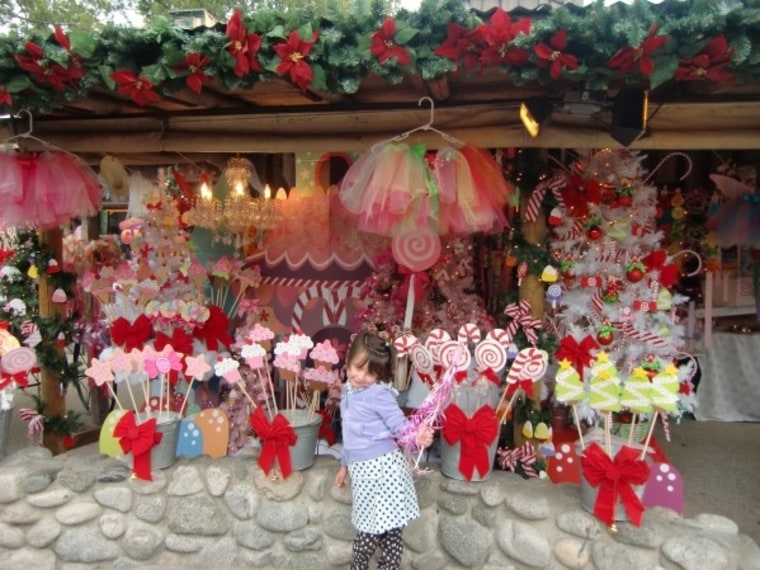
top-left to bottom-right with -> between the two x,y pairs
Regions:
416,424 -> 435,448
334,465 -> 348,488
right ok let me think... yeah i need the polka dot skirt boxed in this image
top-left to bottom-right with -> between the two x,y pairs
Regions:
348,449 -> 420,534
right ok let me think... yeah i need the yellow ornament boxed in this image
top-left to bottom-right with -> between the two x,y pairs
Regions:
540,265 -> 559,283
672,206 -> 686,220
533,422 -> 552,441
522,420 -> 534,439
27,264 -> 39,279
657,288 -> 673,311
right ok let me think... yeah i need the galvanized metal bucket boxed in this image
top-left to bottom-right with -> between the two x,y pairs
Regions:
279,409 -> 322,472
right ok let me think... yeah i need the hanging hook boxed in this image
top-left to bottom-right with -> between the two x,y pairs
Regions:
418,96 -> 435,129
15,109 -> 34,137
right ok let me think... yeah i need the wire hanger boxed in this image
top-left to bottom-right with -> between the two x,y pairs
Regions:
375,96 -> 465,149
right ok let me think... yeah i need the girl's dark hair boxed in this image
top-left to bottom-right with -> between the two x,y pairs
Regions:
346,330 -> 396,381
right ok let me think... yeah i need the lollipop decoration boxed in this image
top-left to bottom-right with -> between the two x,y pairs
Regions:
496,347 -> 548,423
618,367 -> 653,446
438,340 -> 471,373
554,358 -> 587,450
588,352 -> 622,455
474,338 -> 507,385
424,328 -> 451,366
639,363 -> 680,459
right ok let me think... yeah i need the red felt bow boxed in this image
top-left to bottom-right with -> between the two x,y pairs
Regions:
110,314 -> 154,351
441,404 -> 498,481
113,411 -> 163,481
642,250 -> 679,288
250,407 -> 298,479
317,409 -> 336,446
0,370 -> 29,390
479,368 -> 501,386
507,378 -> 535,398
193,305 -> 233,351
555,335 -> 599,380
581,442 -> 650,527
396,265 -> 431,304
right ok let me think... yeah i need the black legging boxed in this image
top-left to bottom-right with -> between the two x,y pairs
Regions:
351,527 -> 403,570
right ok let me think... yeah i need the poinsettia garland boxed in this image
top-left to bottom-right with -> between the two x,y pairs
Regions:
0,0 -> 758,113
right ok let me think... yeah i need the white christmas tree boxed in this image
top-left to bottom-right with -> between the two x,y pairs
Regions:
549,149 -> 698,434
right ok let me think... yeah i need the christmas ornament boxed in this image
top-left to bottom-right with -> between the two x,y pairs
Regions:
546,284 -> 563,308
548,207 -> 564,226
540,265 -> 559,283
46,259 -> 61,274
27,264 -> 39,279
625,260 -> 646,283
517,261 -> 527,286
586,226 -> 602,240
596,324 -> 615,346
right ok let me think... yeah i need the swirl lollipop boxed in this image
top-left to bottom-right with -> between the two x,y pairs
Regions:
410,344 -> 435,381
474,339 -> 507,373
392,333 -> 419,356
0,346 -> 37,374
438,340 -> 471,372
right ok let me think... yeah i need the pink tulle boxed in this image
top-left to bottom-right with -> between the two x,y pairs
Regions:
339,142 -> 512,237
708,195 -> 760,247
0,151 -> 102,229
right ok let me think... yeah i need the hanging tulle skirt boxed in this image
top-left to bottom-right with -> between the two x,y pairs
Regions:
339,141 -> 512,237
0,151 -> 102,230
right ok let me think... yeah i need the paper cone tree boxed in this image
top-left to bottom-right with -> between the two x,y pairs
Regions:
619,367 -> 654,414
588,352 -> 621,412
650,364 -> 680,412
554,359 -> 586,404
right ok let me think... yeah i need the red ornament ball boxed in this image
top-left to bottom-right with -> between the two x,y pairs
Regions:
626,268 -> 644,283
587,227 -> 602,240
618,195 -> 633,207
597,331 -> 614,346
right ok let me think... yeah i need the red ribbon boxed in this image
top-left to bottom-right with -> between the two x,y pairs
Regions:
479,368 -> 501,386
642,250 -> 679,288
110,314 -> 154,351
396,265 -> 430,305
441,404 -> 498,481
581,442 -> 651,527
250,407 -> 298,479
0,370 -> 29,390
193,305 -> 233,351
113,411 -> 163,481
555,335 -> 599,380
317,409 -> 336,446
506,378 -> 534,398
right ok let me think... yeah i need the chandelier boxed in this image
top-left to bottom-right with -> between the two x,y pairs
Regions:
185,157 -> 281,247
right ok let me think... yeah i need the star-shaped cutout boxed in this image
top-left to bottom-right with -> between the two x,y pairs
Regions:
558,358 -> 573,369
632,367 -> 650,380
108,347 -> 133,374
184,353 -> 211,381
596,369 -> 612,381
596,351 -> 610,363
664,363 -> 679,375
85,357 -> 113,387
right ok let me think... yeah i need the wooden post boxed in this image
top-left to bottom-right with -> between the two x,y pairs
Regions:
38,228 -> 67,455
514,161 -> 549,448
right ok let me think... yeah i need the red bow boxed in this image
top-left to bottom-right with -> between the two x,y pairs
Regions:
441,404 -> 498,481
396,265 -> 430,305
581,442 -> 651,527
506,378 -> 534,397
561,175 -> 602,219
193,305 -> 233,351
110,314 -> 154,351
317,409 -> 336,446
113,411 -> 163,481
479,368 -> 501,386
0,370 -> 29,390
250,407 -> 298,479
503,300 -> 542,345
555,335 -> 599,380
642,250 -> 679,288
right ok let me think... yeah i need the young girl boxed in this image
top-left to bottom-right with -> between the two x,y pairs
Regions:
334,330 -> 434,570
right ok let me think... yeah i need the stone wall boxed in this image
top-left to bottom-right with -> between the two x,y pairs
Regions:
0,446 -> 758,569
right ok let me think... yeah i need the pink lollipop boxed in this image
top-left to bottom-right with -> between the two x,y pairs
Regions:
457,323 -> 482,345
393,333 -> 420,356
1,346 -> 37,374
485,328 -> 512,348
391,227 -> 442,272
474,339 -> 507,373
410,344 -> 434,375
438,340 -> 471,372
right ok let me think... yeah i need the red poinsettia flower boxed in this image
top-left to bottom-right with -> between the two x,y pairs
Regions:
274,30 -> 319,91
173,52 -> 211,94
14,26 -> 84,91
434,23 -> 483,72
675,35 -> 733,82
533,29 -> 579,79
225,9 -> 262,77
607,23 -> 668,76
0,86 -> 11,106
370,17 -> 411,65
110,70 -> 161,106
477,8 -> 531,68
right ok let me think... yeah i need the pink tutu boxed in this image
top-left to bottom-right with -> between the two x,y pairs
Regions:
339,141 -> 512,237
708,194 -> 760,247
0,151 -> 101,229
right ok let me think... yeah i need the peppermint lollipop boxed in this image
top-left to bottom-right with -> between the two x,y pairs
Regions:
0,346 -> 37,374
438,340 -> 471,372
424,328 -> 451,365
393,333 -> 419,356
457,323 -> 481,345
485,328 -> 511,348
410,344 -> 435,385
474,339 -> 507,373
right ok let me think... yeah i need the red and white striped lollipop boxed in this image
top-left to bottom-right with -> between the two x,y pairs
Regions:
457,323 -> 482,345
485,328 -> 512,348
410,344 -> 435,375
424,328 -> 451,365
474,339 -> 507,373
506,347 -> 549,385
392,333 -> 419,356
438,340 -> 471,372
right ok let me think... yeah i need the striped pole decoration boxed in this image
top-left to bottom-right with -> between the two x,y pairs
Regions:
524,174 -> 568,223
291,282 -> 361,330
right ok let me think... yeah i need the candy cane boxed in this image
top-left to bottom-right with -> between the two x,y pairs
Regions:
457,323 -> 481,345
620,322 -> 668,348
524,174 -> 568,223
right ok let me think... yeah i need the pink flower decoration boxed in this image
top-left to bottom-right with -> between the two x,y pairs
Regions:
144,345 -> 183,378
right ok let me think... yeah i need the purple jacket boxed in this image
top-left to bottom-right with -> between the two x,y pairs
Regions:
339,383 -> 408,466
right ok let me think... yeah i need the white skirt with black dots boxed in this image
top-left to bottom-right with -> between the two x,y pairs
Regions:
348,449 -> 420,534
